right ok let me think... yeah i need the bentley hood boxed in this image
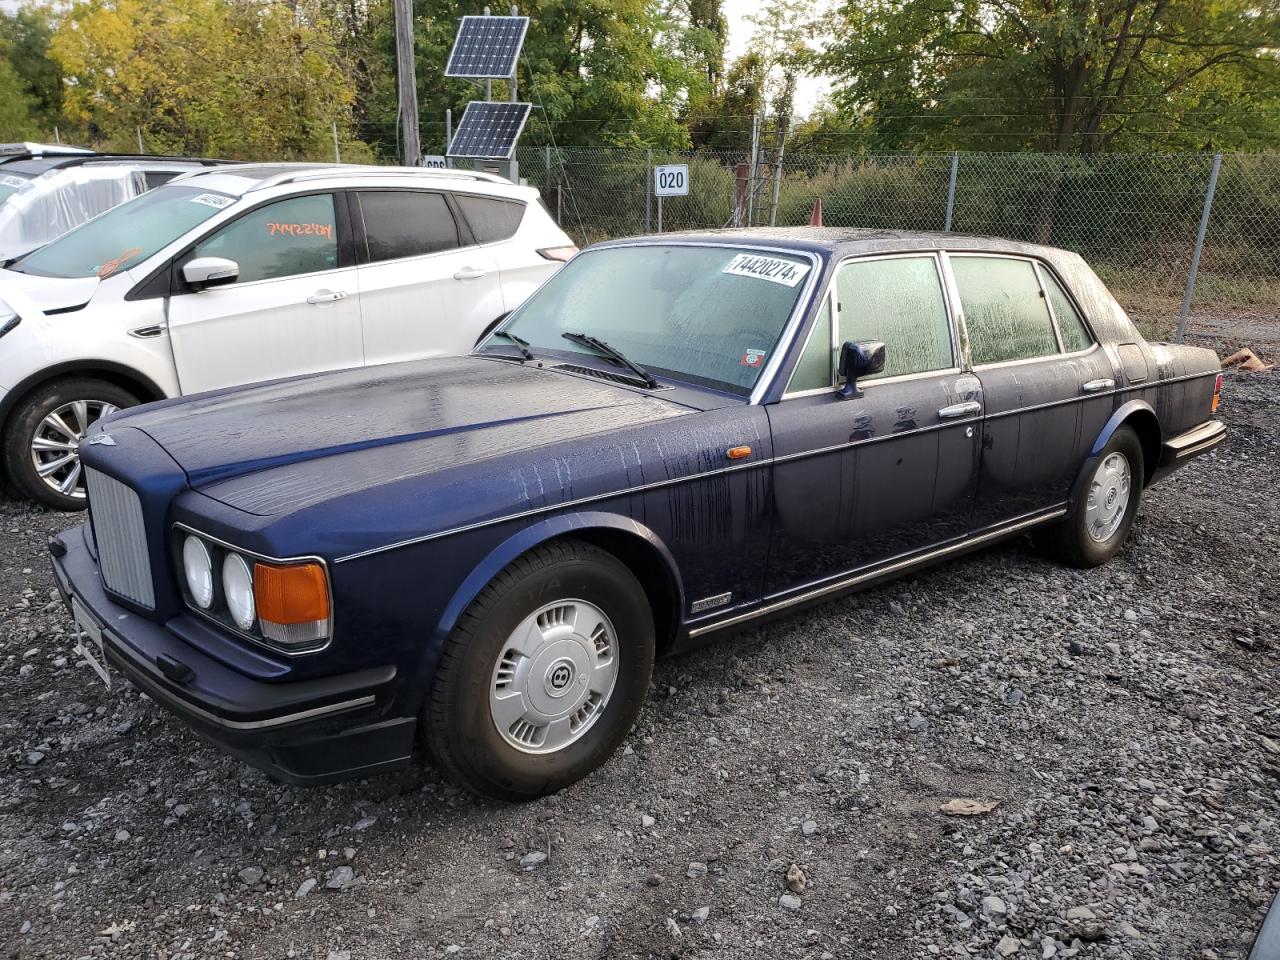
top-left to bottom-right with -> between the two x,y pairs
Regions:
113,356 -> 692,517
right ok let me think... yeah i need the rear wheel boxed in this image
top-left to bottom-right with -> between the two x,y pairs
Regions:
2,378 -> 139,510
1034,425 -> 1144,568
424,539 -> 654,801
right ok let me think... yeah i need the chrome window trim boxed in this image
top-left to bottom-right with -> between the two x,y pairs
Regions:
172,522 -> 335,657
971,340 -> 1104,373
781,250 -> 960,400
945,251 -> 1065,367
1033,261 -> 1067,353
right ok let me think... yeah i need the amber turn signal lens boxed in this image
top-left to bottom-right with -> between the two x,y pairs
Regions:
1212,373 -> 1222,413
727,445 -> 752,460
253,561 -> 330,625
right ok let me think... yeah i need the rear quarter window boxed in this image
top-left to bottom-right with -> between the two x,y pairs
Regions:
455,194 -> 524,243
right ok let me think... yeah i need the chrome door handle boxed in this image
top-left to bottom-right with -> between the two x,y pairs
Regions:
306,290 -> 347,304
1082,378 -> 1115,393
938,401 -> 982,420
453,267 -> 487,280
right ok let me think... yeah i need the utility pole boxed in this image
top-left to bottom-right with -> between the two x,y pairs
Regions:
393,0 -> 422,166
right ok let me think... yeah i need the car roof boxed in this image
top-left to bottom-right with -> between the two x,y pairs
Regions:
598,226 -> 1073,263
169,163 -> 516,198
1,154 -> 222,176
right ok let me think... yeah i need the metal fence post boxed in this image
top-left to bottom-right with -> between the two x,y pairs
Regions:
1177,153 -> 1222,343
332,121 -> 341,162
944,153 -> 958,232
645,148 -> 652,234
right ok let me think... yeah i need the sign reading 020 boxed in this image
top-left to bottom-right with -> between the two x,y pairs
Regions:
653,164 -> 689,197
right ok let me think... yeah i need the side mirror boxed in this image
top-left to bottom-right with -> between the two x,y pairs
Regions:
182,256 -> 238,291
836,340 -> 886,399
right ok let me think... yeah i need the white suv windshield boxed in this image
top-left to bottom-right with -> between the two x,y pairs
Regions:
493,244 -> 813,396
11,184 -> 235,279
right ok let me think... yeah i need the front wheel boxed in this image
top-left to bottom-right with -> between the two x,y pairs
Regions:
2,378 -> 139,510
424,540 -> 655,801
1034,424 -> 1144,568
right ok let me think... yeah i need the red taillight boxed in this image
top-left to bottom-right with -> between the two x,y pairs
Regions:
538,245 -> 578,262
1212,373 -> 1222,413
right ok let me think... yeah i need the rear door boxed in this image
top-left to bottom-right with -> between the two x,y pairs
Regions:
168,191 -> 364,394
765,253 -> 982,596
948,253 -> 1116,527
353,189 -> 504,366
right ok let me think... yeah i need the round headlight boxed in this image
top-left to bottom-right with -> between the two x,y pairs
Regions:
222,553 -> 256,631
182,536 -> 214,609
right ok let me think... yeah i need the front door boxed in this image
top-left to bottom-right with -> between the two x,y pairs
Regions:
353,189 -> 505,366
168,192 -> 364,394
948,253 -> 1118,528
765,253 -> 982,596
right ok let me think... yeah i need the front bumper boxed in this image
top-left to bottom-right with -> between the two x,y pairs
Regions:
1150,418 -> 1226,485
49,526 -> 416,785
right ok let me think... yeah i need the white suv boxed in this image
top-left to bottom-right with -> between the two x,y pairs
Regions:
0,164 -> 575,508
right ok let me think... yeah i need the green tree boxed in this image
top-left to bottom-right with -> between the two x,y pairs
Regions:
0,59 -> 39,141
52,0 -> 364,159
816,0 -> 1280,154
1,7 -> 64,137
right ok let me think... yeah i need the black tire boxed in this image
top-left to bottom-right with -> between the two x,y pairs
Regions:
2,377 -> 139,511
424,539 -> 655,801
1034,424 -> 1144,568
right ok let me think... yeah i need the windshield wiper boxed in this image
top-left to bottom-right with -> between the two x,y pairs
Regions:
488,329 -> 534,361
561,332 -> 658,388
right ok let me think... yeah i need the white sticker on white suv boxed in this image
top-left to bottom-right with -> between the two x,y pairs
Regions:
2,175 -> 26,189
190,193 -> 234,208
721,253 -> 810,287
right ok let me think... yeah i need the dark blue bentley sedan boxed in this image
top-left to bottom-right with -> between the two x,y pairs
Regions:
50,228 -> 1226,800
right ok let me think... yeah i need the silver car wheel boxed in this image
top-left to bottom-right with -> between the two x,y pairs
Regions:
28,399 -> 119,500
1084,451 -> 1131,543
489,598 -> 619,755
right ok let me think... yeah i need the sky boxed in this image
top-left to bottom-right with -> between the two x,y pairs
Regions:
722,0 -> 831,117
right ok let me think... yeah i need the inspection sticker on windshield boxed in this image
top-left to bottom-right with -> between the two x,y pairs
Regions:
722,253 -> 810,287
2,175 -> 26,189
190,193 -> 233,208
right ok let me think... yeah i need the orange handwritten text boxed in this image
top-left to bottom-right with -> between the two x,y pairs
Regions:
267,222 -> 333,240
97,247 -> 144,279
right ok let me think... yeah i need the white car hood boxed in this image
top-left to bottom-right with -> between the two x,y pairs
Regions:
0,268 -> 100,317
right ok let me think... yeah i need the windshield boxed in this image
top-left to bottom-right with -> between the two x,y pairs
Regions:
10,183 -> 235,279
490,244 -> 813,396
0,171 -> 34,204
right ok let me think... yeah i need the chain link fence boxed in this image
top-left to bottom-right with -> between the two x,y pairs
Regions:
514,147 -> 1280,343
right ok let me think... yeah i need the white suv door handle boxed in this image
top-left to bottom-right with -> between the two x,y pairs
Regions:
306,290 -> 347,305
453,267 -> 487,281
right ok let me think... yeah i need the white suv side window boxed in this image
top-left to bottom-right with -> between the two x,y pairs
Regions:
195,194 -> 338,284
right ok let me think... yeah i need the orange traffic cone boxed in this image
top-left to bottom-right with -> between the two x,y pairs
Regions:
809,197 -> 823,226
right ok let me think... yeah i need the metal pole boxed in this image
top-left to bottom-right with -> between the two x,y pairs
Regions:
657,195 -> 663,233
1176,152 -> 1222,343
510,6 -> 518,102
645,148 -> 652,233
769,116 -> 789,226
944,153 -> 959,232
445,108 -> 452,166
136,126 -> 145,153
484,6 -> 492,102
331,121 -> 341,162
54,126 -> 61,145
746,112 -> 760,227
393,0 -> 421,165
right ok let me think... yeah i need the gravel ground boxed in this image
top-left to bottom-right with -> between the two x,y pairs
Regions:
0,369 -> 1276,960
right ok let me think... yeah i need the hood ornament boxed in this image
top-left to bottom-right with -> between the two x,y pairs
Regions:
87,433 -> 116,446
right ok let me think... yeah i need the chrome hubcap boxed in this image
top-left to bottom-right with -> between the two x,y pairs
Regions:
1085,451 -> 1131,542
29,399 -> 119,500
490,599 -> 618,755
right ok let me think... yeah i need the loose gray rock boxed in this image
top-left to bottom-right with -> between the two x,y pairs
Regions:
519,851 -> 548,870
691,906 -> 710,924
326,866 -> 355,890
686,861 -> 707,879
779,893 -> 802,911
295,878 -> 316,898
237,866 -> 263,886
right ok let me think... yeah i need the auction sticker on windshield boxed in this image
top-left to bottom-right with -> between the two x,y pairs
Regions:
190,193 -> 234,208
721,253 -> 810,287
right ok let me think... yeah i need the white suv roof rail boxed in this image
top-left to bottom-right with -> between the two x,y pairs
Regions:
244,165 -> 512,192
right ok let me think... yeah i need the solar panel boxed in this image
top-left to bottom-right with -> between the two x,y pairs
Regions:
445,15 -> 530,79
447,102 -> 532,159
